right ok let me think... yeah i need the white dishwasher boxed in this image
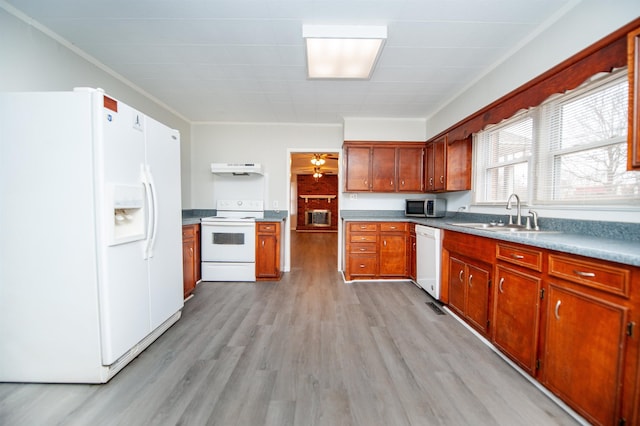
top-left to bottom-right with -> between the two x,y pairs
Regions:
415,224 -> 443,300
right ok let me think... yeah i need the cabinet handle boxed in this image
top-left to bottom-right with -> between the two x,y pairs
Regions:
390,179 -> 393,186
458,270 -> 464,283
190,247 -> 193,255
468,274 -> 473,287
383,240 -> 387,247
429,177 -> 433,186
440,176 -> 444,183
401,179 -> 405,186
554,300 -> 561,319
499,277 -> 504,293
359,264 -> 366,268
262,240 -> 265,247
359,248 -> 366,251
573,269 -> 596,278
511,254 -> 525,259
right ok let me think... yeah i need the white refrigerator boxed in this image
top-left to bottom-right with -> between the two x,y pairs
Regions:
0,88 -> 184,383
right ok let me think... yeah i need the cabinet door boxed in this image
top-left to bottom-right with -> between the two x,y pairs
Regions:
397,147 -> 423,192
493,265 -> 541,375
542,283 -> 628,426
409,232 -> 416,281
448,257 -> 466,316
379,233 -> 407,277
445,137 -> 472,191
426,138 -> 446,192
256,234 -> 279,278
182,238 -> 195,298
345,146 -> 371,191
465,262 -> 490,335
433,139 -> 446,191
371,147 -> 396,192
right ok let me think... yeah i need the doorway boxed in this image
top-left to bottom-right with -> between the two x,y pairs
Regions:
287,150 -> 341,271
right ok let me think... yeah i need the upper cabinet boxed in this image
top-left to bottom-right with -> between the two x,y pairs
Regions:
343,141 -> 424,193
425,135 -> 472,193
629,27 -> 640,170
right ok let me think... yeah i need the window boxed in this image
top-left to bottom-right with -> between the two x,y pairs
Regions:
474,70 -> 640,206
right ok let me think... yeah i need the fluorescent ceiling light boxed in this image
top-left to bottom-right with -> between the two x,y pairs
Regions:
303,25 -> 387,80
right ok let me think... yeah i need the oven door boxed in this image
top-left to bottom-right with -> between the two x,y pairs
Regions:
201,221 -> 256,262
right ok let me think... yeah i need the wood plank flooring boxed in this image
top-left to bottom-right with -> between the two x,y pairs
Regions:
0,232 -> 580,425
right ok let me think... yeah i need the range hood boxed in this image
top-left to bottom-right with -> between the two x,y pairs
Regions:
211,163 -> 264,176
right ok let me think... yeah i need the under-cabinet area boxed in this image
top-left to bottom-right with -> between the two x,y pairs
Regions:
442,230 -> 640,426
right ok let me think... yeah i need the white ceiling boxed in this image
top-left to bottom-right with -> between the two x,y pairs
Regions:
6,0 -> 575,124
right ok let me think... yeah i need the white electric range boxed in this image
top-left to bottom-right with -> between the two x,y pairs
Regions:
200,200 -> 264,282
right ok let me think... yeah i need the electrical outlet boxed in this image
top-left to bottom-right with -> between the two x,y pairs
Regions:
350,194 -> 357,200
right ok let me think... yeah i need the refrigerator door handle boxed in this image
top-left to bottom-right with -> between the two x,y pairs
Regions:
146,165 -> 159,258
141,164 -> 155,259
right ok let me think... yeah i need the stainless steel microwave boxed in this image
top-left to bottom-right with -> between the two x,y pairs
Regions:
405,198 -> 447,218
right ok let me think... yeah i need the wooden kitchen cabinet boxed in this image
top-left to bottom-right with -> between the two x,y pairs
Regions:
443,231 -> 494,336
379,222 -> 408,277
425,136 -> 446,191
448,256 -> 491,335
182,224 -> 200,299
629,27 -> 640,170
541,253 -> 634,426
256,221 -> 281,280
343,141 -> 425,193
344,221 -> 409,281
371,146 -> 396,191
425,135 -> 472,193
397,146 -> 424,192
408,223 -> 416,281
492,243 -> 543,375
344,145 -> 372,191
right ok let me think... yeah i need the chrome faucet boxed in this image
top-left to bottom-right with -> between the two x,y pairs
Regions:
527,209 -> 540,231
506,193 -> 522,226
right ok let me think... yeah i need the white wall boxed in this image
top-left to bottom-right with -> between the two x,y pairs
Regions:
0,7 -> 193,208
427,0 -> 640,138
191,122 -> 344,209
344,117 -> 427,141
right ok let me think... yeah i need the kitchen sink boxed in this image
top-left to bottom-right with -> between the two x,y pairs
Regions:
447,222 -> 561,234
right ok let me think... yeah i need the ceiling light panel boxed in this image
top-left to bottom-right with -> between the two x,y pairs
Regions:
303,25 -> 387,80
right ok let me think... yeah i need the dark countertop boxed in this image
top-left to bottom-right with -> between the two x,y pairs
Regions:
182,210 -> 287,226
341,210 -> 640,267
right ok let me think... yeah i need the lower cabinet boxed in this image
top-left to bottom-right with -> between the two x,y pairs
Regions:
379,223 -> 408,277
542,283 -> 628,426
541,253 -> 635,426
409,223 -> 416,281
444,231 -> 640,426
344,221 -> 408,280
182,224 -> 200,299
493,243 -> 543,375
493,264 -> 541,375
447,255 -> 491,335
256,221 -> 282,280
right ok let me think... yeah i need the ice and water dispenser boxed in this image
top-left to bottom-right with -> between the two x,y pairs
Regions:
108,184 -> 145,245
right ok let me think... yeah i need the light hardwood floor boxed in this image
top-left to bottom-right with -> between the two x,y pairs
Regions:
0,232 -> 579,426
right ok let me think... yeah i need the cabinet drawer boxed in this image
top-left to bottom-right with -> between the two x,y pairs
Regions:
349,222 -> 377,232
182,225 -> 196,239
348,255 -> 377,276
548,254 -> 630,297
380,222 -> 407,232
350,233 -> 377,243
496,243 -> 543,272
350,242 -> 376,254
257,222 -> 278,233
